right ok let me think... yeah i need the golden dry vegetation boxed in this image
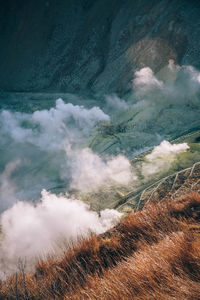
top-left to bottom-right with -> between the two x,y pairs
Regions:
1,192 -> 200,299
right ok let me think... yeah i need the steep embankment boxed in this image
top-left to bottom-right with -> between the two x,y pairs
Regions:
0,0 -> 200,94
1,191 -> 200,299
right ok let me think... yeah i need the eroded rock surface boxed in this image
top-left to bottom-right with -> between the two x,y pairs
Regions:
0,0 -> 200,94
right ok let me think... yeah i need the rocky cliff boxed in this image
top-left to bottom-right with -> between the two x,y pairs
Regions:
1,0 -> 200,94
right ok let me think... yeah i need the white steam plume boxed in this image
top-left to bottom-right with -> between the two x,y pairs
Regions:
105,94 -> 129,113
0,61 -> 199,281
0,98 -> 111,206
68,147 -> 133,192
133,60 -> 200,101
0,160 -> 20,211
1,98 -> 110,151
133,67 -> 163,93
141,140 -> 190,176
0,189 -> 121,279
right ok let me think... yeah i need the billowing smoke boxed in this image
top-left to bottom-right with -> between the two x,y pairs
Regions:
141,141 -> 190,176
104,94 -> 129,114
0,96 -> 133,208
68,147 -> 133,192
0,61 -> 199,280
0,189 -> 121,278
133,60 -> 200,100
0,98 -> 112,210
0,138 -> 190,278
1,98 -> 110,151
0,139 -> 188,278
146,141 -> 189,160
0,97 -> 130,278
133,67 -> 163,95
0,160 -> 20,211
91,61 -> 200,156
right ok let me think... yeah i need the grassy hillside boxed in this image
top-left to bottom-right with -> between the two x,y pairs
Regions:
1,191 -> 200,299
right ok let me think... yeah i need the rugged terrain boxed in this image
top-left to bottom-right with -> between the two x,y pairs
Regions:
1,1 -> 200,298
1,0 -> 200,94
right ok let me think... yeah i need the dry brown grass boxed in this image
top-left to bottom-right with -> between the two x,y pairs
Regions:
69,230 -> 200,300
1,192 -> 200,299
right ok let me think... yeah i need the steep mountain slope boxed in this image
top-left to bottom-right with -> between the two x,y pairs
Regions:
2,191 -> 200,299
0,0 -> 200,94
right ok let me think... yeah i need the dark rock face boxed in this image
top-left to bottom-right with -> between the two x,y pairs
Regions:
0,0 -> 200,94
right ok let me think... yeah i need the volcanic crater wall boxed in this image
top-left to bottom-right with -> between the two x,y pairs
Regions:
0,0 -> 200,94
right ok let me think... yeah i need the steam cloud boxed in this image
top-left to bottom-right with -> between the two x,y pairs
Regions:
133,60 -> 200,99
0,160 -> 20,211
104,94 -> 129,114
1,98 -> 110,151
92,61 -> 200,156
67,147 -> 132,192
141,140 -> 190,176
0,98 -> 112,209
0,61 -> 199,279
0,98 -> 129,278
0,189 -> 121,278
